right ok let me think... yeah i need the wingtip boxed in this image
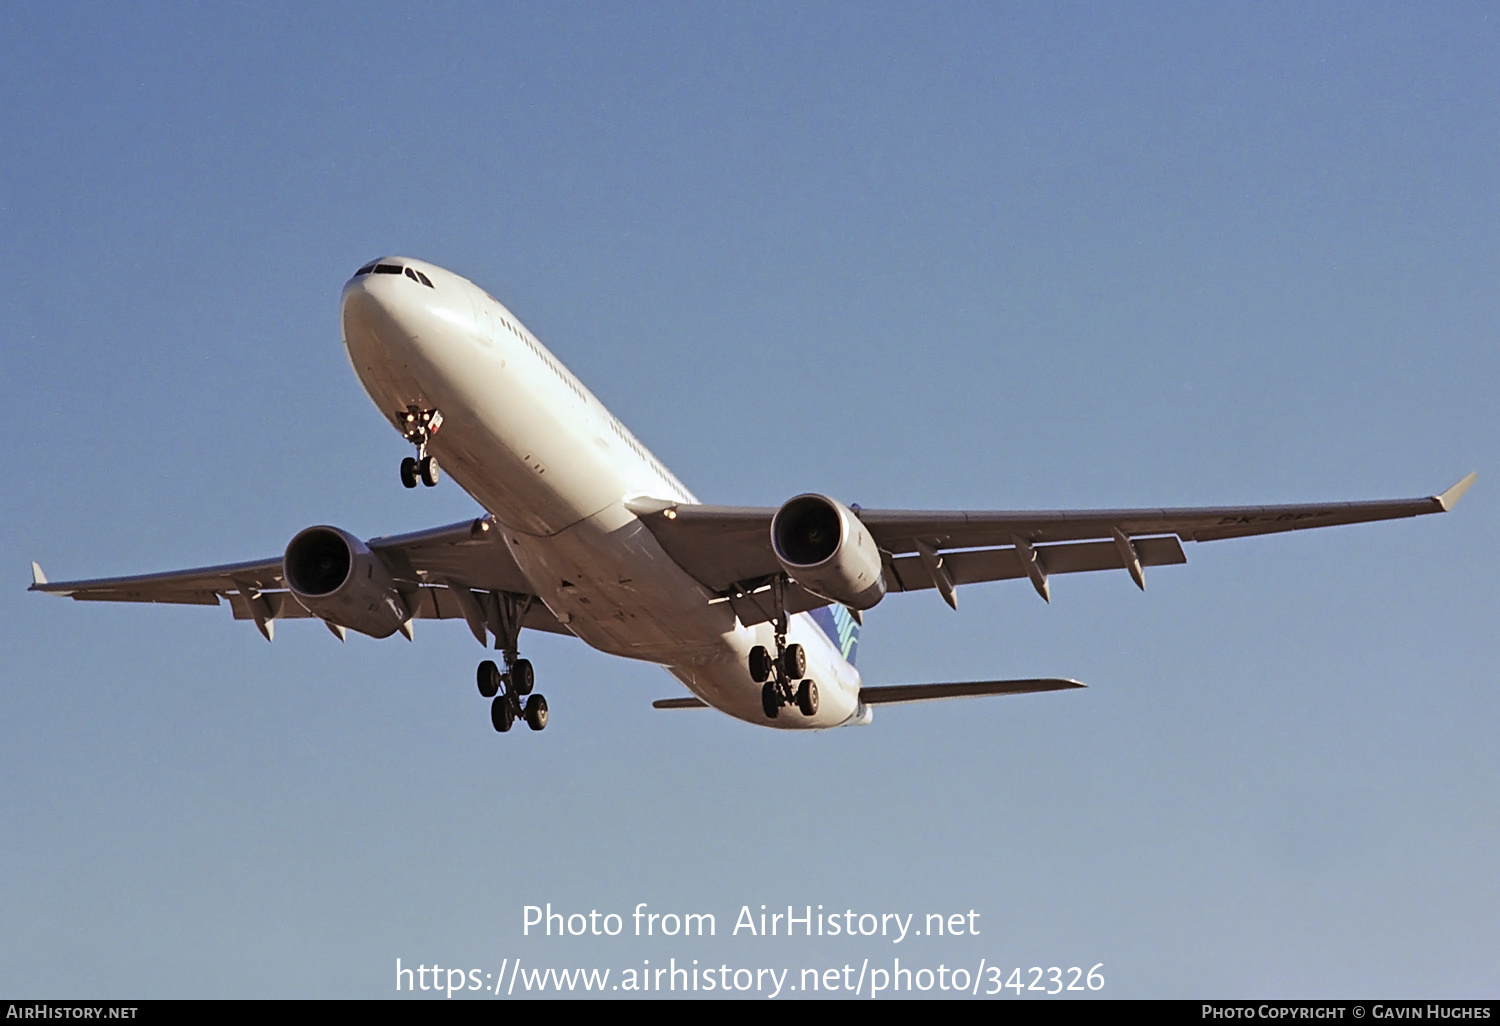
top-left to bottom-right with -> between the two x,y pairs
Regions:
1436,472 -> 1477,512
30,561 -> 47,587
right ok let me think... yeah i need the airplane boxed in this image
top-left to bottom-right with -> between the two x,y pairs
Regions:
29,256 -> 1476,732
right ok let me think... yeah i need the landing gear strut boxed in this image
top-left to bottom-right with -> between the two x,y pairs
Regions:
396,405 -> 442,488
749,575 -> 819,720
476,592 -> 548,733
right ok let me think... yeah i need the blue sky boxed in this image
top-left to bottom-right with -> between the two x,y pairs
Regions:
2,2 -> 1495,998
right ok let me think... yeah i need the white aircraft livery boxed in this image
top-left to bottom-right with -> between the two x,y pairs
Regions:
31,257 -> 1476,732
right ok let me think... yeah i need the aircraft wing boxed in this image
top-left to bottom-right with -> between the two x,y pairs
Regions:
28,517 -> 569,642
631,473 -> 1475,618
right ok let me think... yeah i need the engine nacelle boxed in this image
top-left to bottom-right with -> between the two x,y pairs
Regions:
282,526 -> 410,639
770,494 -> 887,610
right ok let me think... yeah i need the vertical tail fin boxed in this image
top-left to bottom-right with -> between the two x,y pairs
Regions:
808,605 -> 861,666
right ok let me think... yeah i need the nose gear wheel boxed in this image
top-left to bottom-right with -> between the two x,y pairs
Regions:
395,405 -> 443,489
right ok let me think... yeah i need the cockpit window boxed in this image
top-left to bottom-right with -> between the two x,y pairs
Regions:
352,261 -> 434,286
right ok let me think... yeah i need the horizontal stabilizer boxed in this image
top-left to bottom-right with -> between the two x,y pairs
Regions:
651,678 -> 1085,711
859,678 -> 1085,704
652,697 -> 708,709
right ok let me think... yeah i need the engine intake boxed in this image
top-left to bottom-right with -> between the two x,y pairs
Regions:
283,526 -> 411,638
284,528 -> 353,595
770,494 -> 887,610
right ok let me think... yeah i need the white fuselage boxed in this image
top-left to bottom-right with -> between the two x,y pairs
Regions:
340,257 -> 864,729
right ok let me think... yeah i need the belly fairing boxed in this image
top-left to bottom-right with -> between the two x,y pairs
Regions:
503,502 -> 734,663
509,504 -> 864,729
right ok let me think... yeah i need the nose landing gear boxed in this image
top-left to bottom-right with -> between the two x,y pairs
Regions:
395,405 -> 442,488
400,455 -> 440,489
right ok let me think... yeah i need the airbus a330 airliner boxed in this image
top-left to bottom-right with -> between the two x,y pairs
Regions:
30,257 -> 1475,732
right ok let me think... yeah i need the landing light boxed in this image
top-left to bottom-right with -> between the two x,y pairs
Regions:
664,508 -> 678,520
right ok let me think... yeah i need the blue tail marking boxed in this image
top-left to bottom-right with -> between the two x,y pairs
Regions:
808,605 -> 860,666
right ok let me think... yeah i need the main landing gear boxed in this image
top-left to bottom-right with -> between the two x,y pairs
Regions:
476,592 -> 547,733
396,405 -> 442,489
478,658 -> 548,732
748,576 -> 820,721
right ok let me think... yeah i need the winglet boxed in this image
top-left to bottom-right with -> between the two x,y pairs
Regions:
1436,472 -> 1477,512
30,561 -> 47,586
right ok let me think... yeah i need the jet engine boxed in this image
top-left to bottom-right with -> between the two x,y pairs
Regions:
770,494 -> 887,610
282,526 -> 411,638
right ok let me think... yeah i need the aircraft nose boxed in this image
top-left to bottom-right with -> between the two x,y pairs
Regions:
341,272 -> 408,359
342,268 -> 388,313
341,258 -> 476,353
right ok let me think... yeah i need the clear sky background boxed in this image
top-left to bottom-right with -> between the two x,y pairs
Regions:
2,2 -> 1495,999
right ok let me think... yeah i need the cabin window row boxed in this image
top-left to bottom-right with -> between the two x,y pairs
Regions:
500,316 -> 586,401
608,417 -> 682,490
